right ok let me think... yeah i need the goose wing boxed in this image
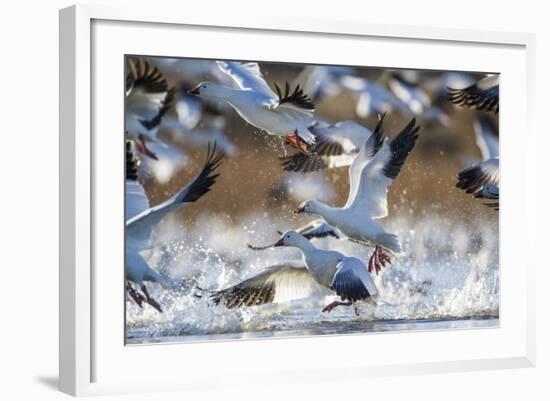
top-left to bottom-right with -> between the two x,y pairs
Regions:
125,141 -> 150,221
211,261 -> 330,308
343,114 -> 386,210
447,75 -> 499,114
217,61 -> 314,119
457,157 -> 500,194
296,220 -> 340,240
331,257 -> 378,302
280,120 -> 376,173
346,118 -> 420,218
126,58 -> 174,133
217,61 -> 277,104
126,144 -> 224,243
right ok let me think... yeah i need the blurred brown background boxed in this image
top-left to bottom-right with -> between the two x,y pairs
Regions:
139,60 -> 498,230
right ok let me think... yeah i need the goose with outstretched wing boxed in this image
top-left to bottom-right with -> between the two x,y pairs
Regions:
279,119 -> 378,173
294,115 -> 420,275
187,61 -> 316,153
213,231 -> 378,315
125,143 -> 224,311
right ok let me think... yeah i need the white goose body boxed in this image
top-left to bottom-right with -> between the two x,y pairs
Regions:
277,232 -> 378,302
217,87 -> 312,138
305,204 -> 386,248
124,143 -> 224,311
189,61 -> 317,146
212,231 -> 378,313
291,235 -> 342,287
295,116 -> 420,273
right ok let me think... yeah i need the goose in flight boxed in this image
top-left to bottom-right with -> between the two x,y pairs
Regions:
387,73 -> 449,125
126,58 -> 175,159
293,66 -> 410,119
294,115 -> 420,274
188,61 -> 316,153
457,158 -> 499,210
292,65 -> 355,100
338,74 -> 410,119
213,231 -> 378,314
125,143 -> 224,311
280,119 -> 378,173
456,117 -> 499,210
447,74 -> 499,114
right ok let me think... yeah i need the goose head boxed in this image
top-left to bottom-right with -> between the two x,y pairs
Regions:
188,81 -> 222,98
273,230 -> 307,248
294,200 -> 323,216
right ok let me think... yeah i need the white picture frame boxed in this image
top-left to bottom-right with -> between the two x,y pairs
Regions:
59,4 -> 536,397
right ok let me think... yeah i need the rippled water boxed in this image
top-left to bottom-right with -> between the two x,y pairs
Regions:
126,212 -> 499,344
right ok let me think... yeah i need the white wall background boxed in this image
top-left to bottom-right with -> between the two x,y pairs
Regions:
0,0 -> 547,400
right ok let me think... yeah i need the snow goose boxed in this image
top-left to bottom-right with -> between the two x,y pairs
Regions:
447,74 -> 499,114
126,144 -> 225,311
292,65 -> 355,100
280,118 -> 380,173
338,74 -> 410,118
294,117 -> 420,274
456,158 -> 499,210
456,117 -> 499,210
214,231 -> 378,314
188,61 -> 316,153
126,58 -> 175,159
457,158 -> 499,193
387,73 -> 449,125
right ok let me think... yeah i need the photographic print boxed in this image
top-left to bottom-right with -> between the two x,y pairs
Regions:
124,56 -> 499,344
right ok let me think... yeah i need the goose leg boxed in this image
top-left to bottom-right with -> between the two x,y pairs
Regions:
368,246 -> 392,275
322,300 -> 352,313
126,281 -> 145,308
140,284 -> 163,313
285,131 -> 310,154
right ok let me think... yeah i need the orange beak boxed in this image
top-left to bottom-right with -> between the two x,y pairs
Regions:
293,206 -> 305,214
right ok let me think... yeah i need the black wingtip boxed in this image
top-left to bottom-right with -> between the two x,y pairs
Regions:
446,80 -> 499,114
383,118 -> 420,180
139,86 -> 176,130
180,142 -> 225,204
456,164 -> 490,194
275,80 -> 315,111
126,57 -> 169,94
279,153 -> 327,173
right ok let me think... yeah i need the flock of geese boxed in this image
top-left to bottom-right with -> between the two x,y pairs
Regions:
125,57 -> 500,315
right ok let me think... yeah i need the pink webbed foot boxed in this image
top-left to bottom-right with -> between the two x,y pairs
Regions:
367,246 -> 392,275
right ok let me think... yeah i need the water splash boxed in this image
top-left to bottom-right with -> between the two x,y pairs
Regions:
127,212 -> 498,342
